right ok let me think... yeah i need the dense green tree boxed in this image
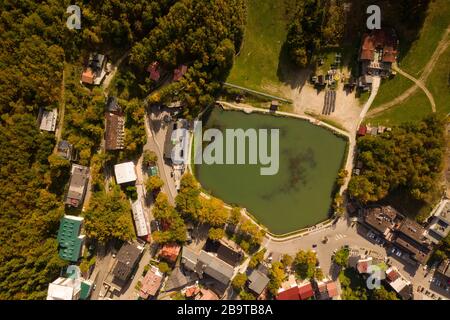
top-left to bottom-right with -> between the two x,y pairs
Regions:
208,228 -> 225,241
175,173 -> 201,219
294,250 -> 319,280
267,262 -> 286,296
248,249 -> 266,269
146,175 -> 164,193
232,272 -> 248,291
84,186 -> 135,243
198,197 -> 228,227
349,116 -> 445,206
334,248 -> 350,267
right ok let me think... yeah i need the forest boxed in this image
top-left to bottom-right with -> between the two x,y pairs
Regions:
0,0 -> 245,299
348,115 -> 445,208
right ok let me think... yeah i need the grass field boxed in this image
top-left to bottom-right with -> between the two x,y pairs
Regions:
427,45 -> 450,116
227,0 -> 291,98
368,0 -> 450,110
367,90 -> 432,126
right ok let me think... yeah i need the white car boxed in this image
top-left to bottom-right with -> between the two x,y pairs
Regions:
395,250 -> 402,257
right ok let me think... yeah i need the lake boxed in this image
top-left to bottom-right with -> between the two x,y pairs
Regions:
194,107 -> 347,234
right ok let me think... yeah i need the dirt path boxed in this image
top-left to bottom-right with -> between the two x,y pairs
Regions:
54,62 -> 66,150
368,26 -> 450,116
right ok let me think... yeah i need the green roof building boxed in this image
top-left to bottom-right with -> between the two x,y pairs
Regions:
80,280 -> 93,300
57,215 -> 85,262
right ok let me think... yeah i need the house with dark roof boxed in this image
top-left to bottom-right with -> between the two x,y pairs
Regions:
56,140 -> 76,161
111,242 -> 144,286
181,247 -> 235,286
436,259 -> 450,281
57,215 -> 85,262
105,97 -> 124,151
359,28 -> 398,78
65,164 -> 89,208
363,206 -> 399,237
216,241 -> 243,267
393,219 -> 433,265
247,268 -> 270,296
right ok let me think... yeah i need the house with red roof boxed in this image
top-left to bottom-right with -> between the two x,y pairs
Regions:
359,28 -> 398,78
139,266 -> 163,299
147,61 -> 161,81
276,282 -> 314,300
158,243 -> 181,263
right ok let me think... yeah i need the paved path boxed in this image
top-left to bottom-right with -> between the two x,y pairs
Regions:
54,63 -> 66,149
223,82 -> 292,103
359,76 -> 381,119
368,25 -> 450,117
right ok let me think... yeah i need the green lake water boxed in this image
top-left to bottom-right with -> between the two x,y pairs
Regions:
194,107 -> 347,234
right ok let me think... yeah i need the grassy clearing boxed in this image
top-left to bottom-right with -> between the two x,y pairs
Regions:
367,90 -> 432,126
370,75 -> 415,108
369,0 -> 450,109
227,0 -> 290,98
427,45 -> 450,116
398,0 -> 450,77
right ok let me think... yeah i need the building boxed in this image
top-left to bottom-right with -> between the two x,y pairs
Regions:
276,281 -> 315,300
114,161 -> 137,185
356,256 -> 373,274
216,240 -> 244,267
81,53 -> 107,85
65,164 -> 89,208
165,267 -> 191,292
105,112 -> 125,151
57,216 -> 85,262
359,29 -> 398,77
426,202 -> 450,244
131,199 -> 150,239
248,268 -> 270,296
173,65 -> 188,81
159,243 -> 181,263
47,277 -> 81,300
39,108 -> 58,132
106,96 -> 121,113
110,242 -> 144,289
147,61 -> 161,81
363,206 -> 399,237
385,266 -> 412,300
56,140 -> 75,161
393,219 -> 433,265
139,266 -> 163,299
436,259 -> 450,281
270,100 -> 279,112
357,124 -> 368,136
181,246 -> 235,286
314,279 -> 341,300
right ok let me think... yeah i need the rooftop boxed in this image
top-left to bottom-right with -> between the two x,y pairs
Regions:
114,162 -> 137,185
39,108 -> 58,132
139,266 -> 163,299
57,215 -> 85,262
65,164 -> 89,207
393,234 -> 432,265
105,113 -> 125,150
112,242 -> 144,283
47,277 -> 81,300
397,219 -> 428,243
248,269 -> 270,295
363,206 -> 398,235
159,243 -> 181,263
131,200 -> 150,238
360,29 -> 398,63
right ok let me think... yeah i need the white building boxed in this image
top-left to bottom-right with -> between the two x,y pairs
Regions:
47,277 -> 81,300
131,199 -> 150,238
39,108 -> 58,132
114,162 -> 137,185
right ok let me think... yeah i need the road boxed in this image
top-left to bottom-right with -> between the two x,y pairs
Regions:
146,106 -> 178,204
263,217 -> 449,300
359,76 -> 381,119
